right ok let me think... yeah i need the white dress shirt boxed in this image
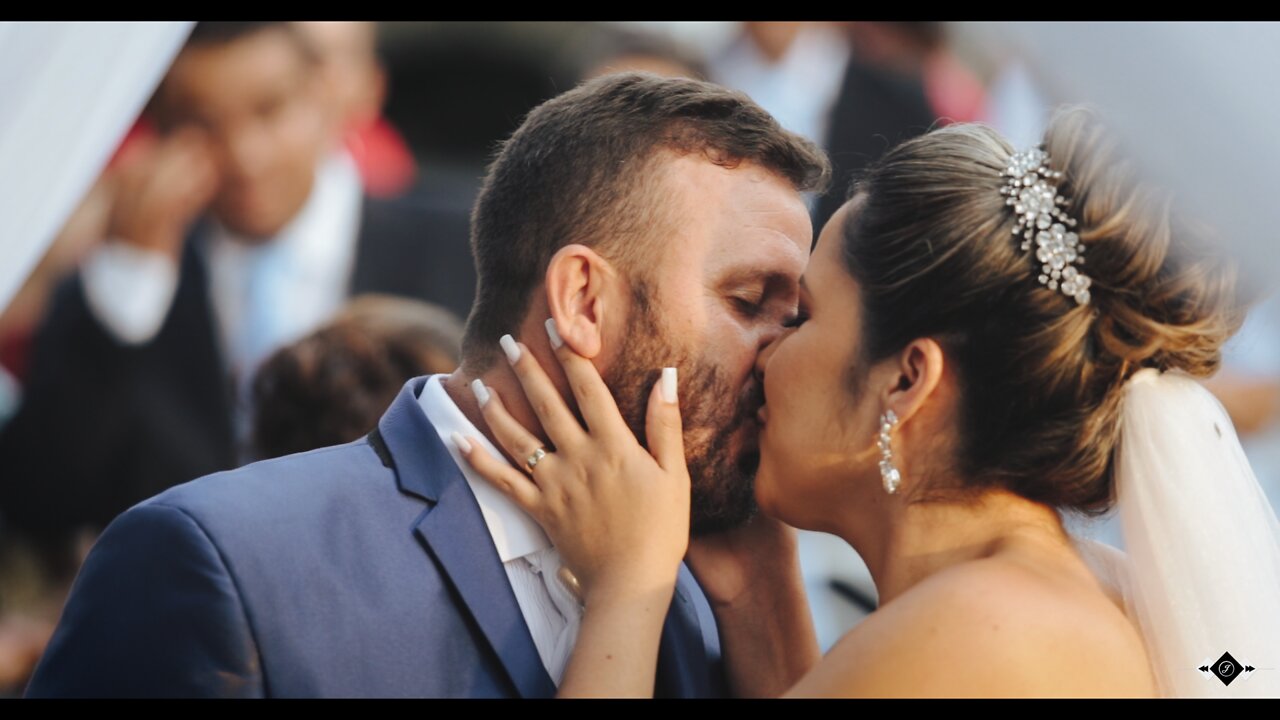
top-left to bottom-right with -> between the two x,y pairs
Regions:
204,150 -> 362,381
416,373 -> 584,686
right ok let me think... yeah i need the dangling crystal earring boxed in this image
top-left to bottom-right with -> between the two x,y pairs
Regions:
878,409 -> 901,495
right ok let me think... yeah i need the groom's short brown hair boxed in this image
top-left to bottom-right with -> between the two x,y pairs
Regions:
461,71 -> 830,368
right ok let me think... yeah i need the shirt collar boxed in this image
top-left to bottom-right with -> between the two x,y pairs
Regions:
417,374 -> 551,562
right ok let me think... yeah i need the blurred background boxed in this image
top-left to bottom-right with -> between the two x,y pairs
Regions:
1,21 -> 1277,694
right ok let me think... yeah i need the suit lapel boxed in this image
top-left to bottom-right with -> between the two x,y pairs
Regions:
414,479 -> 556,698
376,378 -> 722,697
378,379 -> 556,698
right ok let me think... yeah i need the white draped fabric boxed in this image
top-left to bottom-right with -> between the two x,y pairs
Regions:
0,21 -> 193,313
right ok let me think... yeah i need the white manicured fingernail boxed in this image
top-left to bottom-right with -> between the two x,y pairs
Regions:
661,367 -> 678,404
471,379 -> 491,407
451,432 -> 472,454
545,318 -> 563,349
499,334 -> 521,364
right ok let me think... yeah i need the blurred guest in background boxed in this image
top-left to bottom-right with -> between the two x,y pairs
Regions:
0,21 -> 475,560
0,171 -> 119,396
296,21 -> 417,198
813,23 -> 937,231
709,22 -> 851,151
845,22 -> 987,125
250,295 -> 462,460
580,25 -> 707,81
702,22 -> 936,231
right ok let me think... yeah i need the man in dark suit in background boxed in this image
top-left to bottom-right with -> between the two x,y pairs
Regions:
25,72 -> 829,697
814,36 -> 938,232
0,22 -> 475,553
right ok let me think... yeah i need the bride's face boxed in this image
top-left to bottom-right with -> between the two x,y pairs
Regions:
753,199 -> 887,532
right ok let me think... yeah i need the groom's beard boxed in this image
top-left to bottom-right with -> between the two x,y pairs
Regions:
604,288 -> 764,536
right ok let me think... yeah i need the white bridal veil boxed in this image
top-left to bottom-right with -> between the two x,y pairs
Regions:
1078,369 -> 1280,697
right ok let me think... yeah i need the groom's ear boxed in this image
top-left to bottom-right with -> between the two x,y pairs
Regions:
543,243 -> 621,360
881,337 -> 947,429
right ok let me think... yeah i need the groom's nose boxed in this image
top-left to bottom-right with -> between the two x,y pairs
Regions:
754,334 -> 782,386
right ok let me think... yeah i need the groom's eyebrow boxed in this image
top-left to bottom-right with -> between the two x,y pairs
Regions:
716,269 -> 798,295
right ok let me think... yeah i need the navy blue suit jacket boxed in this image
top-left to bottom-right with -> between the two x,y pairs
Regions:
25,377 -> 725,697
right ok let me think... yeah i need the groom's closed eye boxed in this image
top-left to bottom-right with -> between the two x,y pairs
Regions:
731,293 -> 767,318
718,270 -> 801,325
728,289 -> 798,325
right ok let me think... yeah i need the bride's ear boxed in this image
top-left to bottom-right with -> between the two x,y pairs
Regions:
882,338 -> 946,428
544,244 -> 620,360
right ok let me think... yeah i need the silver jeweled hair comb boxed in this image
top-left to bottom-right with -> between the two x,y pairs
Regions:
999,147 -> 1092,306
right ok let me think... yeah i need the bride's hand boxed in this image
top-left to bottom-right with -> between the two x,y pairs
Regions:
454,324 -> 691,605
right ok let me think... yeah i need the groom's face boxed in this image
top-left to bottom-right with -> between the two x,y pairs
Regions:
604,155 -> 812,535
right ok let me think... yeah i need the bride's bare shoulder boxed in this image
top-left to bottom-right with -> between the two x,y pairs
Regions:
784,558 -> 1156,698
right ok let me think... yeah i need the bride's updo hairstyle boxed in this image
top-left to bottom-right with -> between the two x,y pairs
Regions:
842,106 -> 1247,516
